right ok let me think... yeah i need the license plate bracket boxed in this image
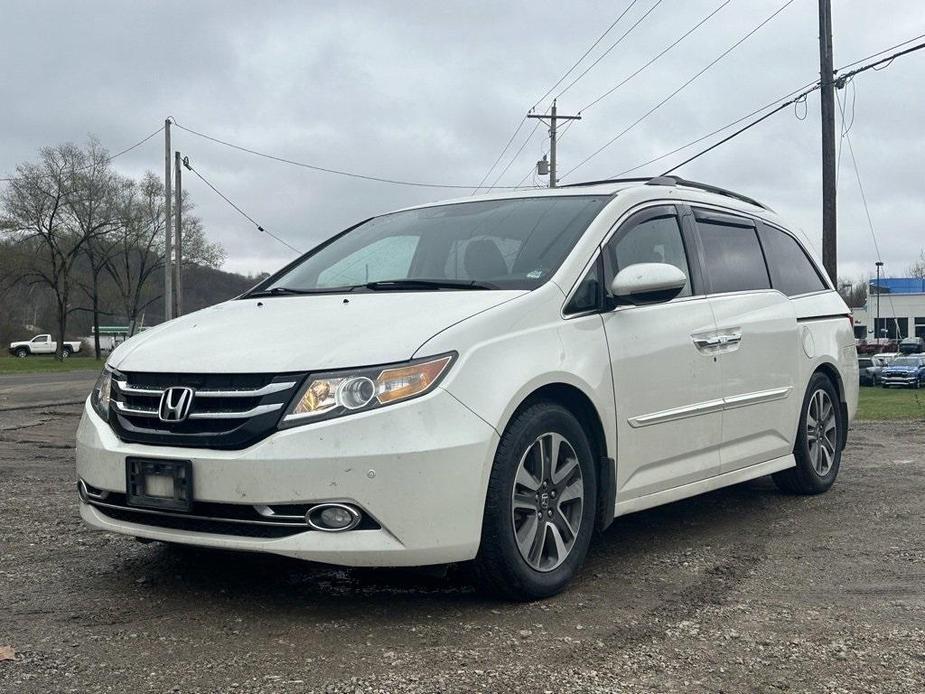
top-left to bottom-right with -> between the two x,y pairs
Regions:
125,457 -> 193,512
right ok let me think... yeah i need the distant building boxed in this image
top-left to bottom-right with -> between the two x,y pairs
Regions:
852,277 -> 925,340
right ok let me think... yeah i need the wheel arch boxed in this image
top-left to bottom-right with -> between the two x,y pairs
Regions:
505,382 -> 616,531
810,361 -> 849,450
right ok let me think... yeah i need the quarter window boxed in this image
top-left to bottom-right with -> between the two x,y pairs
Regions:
696,214 -> 770,293
604,212 -> 692,298
756,224 -> 828,296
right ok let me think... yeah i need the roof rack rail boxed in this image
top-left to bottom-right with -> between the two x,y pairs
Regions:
646,175 -> 770,211
558,177 -> 652,188
560,175 -> 770,211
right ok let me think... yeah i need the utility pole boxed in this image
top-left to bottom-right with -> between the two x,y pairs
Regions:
875,260 -> 883,341
528,99 -> 581,188
174,151 -> 183,316
818,0 -> 837,284
164,118 -> 173,321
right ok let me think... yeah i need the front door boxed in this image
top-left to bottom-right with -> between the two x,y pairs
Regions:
600,206 -> 723,502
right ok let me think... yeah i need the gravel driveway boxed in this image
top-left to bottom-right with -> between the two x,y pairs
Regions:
0,405 -> 922,693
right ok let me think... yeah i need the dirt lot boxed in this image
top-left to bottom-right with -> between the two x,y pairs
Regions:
0,403 -> 922,694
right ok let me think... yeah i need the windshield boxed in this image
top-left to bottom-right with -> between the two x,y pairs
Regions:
891,357 -> 921,367
256,196 -> 609,293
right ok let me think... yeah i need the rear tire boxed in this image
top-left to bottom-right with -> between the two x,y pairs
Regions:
773,373 -> 843,495
471,401 -> 597,601
61,347 -> 72,358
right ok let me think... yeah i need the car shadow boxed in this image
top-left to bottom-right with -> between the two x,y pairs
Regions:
104,475 -> 791,615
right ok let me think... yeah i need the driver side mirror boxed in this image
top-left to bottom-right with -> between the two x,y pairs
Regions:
610,263 -> 687,305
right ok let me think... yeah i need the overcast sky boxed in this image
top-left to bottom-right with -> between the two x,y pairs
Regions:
2,0 -> 923,281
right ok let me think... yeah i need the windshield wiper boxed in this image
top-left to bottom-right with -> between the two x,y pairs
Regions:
361,279 -> 498,291
245,287 -> 324,298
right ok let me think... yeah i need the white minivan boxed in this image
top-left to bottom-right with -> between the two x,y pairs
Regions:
77,176 -> 858,599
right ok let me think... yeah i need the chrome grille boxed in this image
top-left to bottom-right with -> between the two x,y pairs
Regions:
108,371 -> 305,449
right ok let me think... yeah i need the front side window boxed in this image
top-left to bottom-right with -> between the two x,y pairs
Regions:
695,213 -> 770,294
756,224 -> 828,296
603,211 -> 692,298
34,336 -> 49,343
260,196 -> 610,293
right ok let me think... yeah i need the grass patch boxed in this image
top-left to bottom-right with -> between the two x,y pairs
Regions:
857,385 -> 925,421
0,354 -> 104,375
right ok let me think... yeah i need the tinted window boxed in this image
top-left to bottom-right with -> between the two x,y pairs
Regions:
696,215 -> 770,293
604,213 -> 692,297
757,224 -> 827,296
263,196 -> 609,292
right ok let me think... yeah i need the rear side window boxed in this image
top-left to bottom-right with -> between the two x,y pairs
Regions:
695,212 -> 770,294
756,224 -> 828,296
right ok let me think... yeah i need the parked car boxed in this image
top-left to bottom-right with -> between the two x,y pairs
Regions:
880,355 -> 925,388
871,352 -> 899,367
898,336 -> 925,354
8,334 -> 82,358
858,357 -> 882,386
76,176 -> 858,599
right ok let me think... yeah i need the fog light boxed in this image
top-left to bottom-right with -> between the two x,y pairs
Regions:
306,503 -> 361,532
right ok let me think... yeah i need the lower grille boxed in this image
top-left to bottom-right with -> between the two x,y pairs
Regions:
87,491 -> 380,538
108,371 -> 305,449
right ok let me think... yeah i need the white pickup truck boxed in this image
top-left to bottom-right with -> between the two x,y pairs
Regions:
9,334 -> 82,358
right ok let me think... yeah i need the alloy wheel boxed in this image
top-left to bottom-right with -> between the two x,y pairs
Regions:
511,432 -> 584,572
806,389 -> 837,476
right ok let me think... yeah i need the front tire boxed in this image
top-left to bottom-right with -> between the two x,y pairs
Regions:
471,401 -> 597,600
15,348 -> 29,358
773,373 -> 843,495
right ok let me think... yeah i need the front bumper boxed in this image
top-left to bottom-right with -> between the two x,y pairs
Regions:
881,375 -> 919,386
76,388 -> 499,566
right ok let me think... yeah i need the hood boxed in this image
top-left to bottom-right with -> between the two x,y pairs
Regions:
109,290 -> 524,374
885,365 -> 918,372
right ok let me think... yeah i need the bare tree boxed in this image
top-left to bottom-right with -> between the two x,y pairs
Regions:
104,172 -> 224,335
907,250 -> 925,279
837,276 -> 868,309
0,145 -> 88,359
69,138 -> 119,359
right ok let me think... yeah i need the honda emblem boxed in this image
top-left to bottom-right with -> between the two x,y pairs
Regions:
158,387 -> 195,423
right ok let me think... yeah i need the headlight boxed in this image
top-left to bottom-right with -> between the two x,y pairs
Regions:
281,353 -> 455,426
91,367 -> 112,420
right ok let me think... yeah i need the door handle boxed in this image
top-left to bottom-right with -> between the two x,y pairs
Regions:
692,331 -> 742,352
692,335 -> 721,352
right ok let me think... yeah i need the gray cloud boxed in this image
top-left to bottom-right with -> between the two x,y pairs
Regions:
2,0 -> 924,280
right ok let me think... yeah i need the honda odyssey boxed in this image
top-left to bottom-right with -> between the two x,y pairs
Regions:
77,175 -> 858,599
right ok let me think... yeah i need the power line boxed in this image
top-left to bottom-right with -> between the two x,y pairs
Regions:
660,85 -> 819,174
612,81 -> 818,176
0,125 -> 165,183
472,116 -> 527,194
532,0 -> 642,109
486,119 -> 542,191
560,0 -> 798,181
476,2 -> 643,194
533,1 -> 730,177
627,36 -> 925,178
180,155 -> 303,255
835,32 -> 925,74
835,38 -> 925,83
556,0 -> 665,100
579,0 -> 732,113
171,120 -> 521,191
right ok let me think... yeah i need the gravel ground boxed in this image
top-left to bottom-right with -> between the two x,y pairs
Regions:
0,406 -> 922,694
